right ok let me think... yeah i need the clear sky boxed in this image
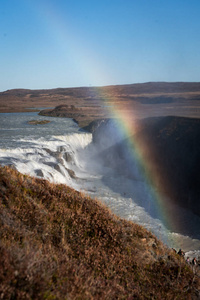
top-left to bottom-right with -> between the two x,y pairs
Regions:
1,0 -> 200,91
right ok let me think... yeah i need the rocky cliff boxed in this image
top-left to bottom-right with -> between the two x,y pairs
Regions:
90,116 -> 200,217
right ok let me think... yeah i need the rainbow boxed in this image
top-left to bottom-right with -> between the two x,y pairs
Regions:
27,1 -> 198,251
93,89 -> 173,227
84,86 -> 188,249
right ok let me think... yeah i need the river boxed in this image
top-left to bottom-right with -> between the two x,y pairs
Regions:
0,111 -> 200,259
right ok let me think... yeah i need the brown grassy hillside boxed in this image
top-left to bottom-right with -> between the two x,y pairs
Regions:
0,166 -> 199,299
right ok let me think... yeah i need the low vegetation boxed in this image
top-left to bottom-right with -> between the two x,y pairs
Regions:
0,165 -> 199,299
27,120 -> 51,125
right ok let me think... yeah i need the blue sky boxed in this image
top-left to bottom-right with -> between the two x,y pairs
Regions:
1,0 -> 200,91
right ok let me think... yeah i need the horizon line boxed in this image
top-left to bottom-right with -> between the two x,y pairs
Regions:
1,80 -> 200,93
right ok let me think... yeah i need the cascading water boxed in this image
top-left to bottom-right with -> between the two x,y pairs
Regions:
0,112 -> 200,259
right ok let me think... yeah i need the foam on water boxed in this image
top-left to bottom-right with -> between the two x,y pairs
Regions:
0,112 -> 200,257
77,155 -> 200,254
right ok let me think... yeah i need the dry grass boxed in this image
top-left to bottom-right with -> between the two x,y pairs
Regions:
0,165 -> 199,299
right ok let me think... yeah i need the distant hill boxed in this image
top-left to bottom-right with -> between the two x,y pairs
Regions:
2,81 -> 200,96
1,82 -> 200,125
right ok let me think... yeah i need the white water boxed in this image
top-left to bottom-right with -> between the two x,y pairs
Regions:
0,112 -> 200,259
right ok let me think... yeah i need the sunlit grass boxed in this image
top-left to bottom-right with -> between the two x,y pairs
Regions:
0,165 -> 199,299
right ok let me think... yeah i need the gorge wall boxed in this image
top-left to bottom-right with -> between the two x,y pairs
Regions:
90,116 -> 200,217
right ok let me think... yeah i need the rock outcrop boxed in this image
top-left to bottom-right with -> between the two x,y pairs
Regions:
136,116 -> 200,216
90,116 -> 200,217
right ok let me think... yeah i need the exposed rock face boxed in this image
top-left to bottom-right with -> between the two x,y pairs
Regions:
91,116 -> 200,217
39,105 -> 81,121
39,105 -> 109,128
136,116 -> 200,216
82,118 -> 110,133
